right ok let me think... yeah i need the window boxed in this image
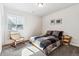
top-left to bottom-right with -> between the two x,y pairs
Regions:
8,14 -> 23,31
8,14 -> 24,36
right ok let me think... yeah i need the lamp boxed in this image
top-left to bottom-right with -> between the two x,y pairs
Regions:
36,3 -> 46,7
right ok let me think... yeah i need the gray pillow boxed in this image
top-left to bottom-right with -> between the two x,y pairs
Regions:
46,31 -> 52,35
52,31 -> 60,37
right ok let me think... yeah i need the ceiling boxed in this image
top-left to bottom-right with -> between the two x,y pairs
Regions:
4,3 -> 77,16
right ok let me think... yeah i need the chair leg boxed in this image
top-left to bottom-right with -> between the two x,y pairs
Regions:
11,42 -> 16,48
14,42 -> 16,47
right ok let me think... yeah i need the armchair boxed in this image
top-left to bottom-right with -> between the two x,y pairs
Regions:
10,32 -> 25,47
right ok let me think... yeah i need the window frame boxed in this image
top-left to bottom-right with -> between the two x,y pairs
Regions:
7,13 -> 24,32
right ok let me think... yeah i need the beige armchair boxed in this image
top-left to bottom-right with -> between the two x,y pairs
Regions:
10,32 -> 25,47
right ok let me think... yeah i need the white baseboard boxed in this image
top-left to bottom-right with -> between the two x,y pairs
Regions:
70,42 -> 79,47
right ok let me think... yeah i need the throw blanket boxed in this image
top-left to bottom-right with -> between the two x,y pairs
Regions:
34,35 -> 47,40
40,39 -> 52,49
40,36 -> 59,49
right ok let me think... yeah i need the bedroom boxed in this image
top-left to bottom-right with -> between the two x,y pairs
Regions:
0,2 -> 79,56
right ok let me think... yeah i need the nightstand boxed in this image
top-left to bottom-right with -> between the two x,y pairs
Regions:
62,35 -> 72,45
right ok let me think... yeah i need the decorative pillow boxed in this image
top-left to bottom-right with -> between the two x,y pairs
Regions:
52,31 -> 63,37
46,31 -> 53,36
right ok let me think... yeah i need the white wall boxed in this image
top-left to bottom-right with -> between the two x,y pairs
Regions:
0,4 -> 4,53
42,4 -> 79,47
2,6 -> 42,45
24,15 -> 42,40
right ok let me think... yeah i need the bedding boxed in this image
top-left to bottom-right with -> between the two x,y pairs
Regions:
40,36 -> 59,49
30,30 -> 63,55
40,39 -> 52,49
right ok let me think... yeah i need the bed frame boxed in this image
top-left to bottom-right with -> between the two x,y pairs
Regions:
30,30 -> 63,55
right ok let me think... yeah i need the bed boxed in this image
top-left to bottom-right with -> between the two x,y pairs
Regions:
30,30 -> 63,55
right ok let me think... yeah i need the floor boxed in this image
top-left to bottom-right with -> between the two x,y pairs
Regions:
0,42 -> 79,56
0,42 -> 31,56
50,45 -> 79,56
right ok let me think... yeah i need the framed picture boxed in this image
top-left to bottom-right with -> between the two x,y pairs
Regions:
56,18 -> 62,24
50,20 -> 55,24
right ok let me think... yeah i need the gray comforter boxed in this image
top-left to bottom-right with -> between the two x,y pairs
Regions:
34,36 -> 59,49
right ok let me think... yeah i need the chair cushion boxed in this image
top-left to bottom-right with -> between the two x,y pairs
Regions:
10,32 -> 24,41
11,34 -> 20,40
